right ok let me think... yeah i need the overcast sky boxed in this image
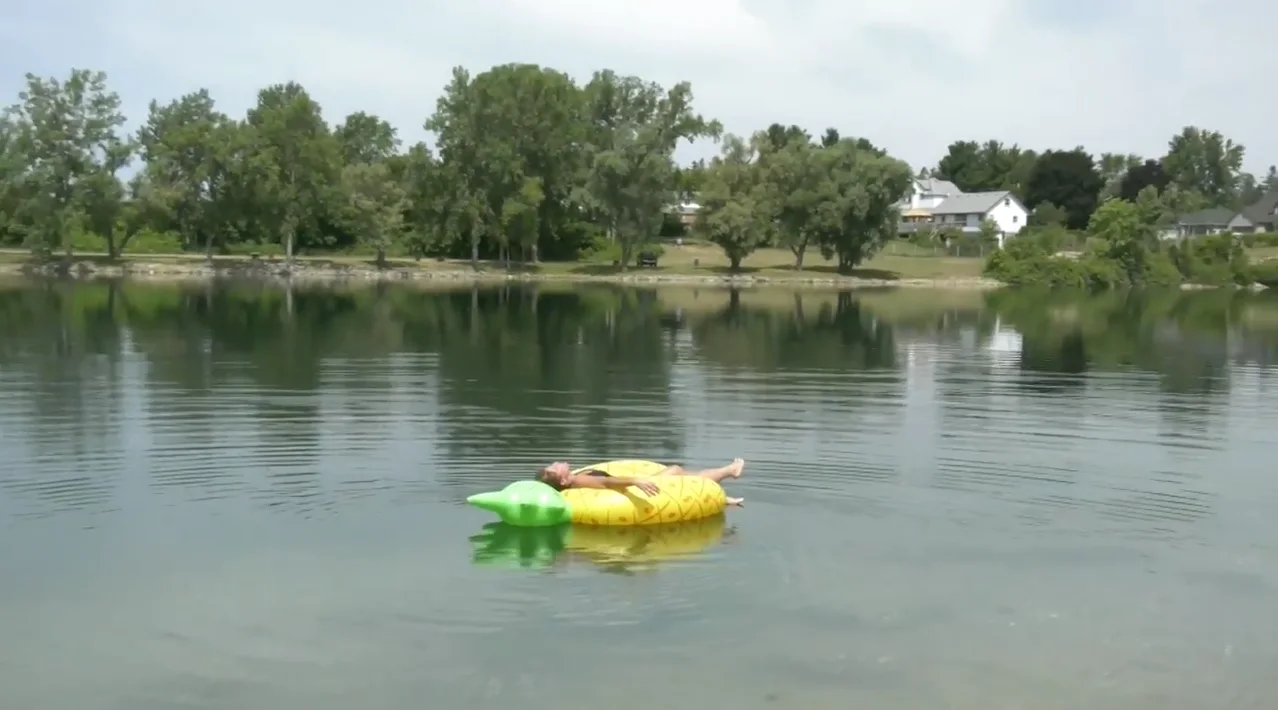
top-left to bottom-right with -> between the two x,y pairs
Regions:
3,0 -> 1276,174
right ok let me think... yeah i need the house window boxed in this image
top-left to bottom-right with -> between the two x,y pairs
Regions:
1004,198 -> 1010,206
1012,215 -> 1018,223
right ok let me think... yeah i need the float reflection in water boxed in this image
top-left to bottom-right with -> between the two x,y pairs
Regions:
468,515 -> 730,571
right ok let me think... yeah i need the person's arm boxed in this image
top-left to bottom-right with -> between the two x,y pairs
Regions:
569,475 -> 659,495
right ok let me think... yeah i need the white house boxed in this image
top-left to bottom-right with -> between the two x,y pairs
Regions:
899,177 -> 961,211
897,179 -> 1028,246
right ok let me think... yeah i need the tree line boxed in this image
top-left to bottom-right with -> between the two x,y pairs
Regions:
0,64 -> 1273,274
952,131 -> 1278,290
924,130 -> 1276,232
0,64 -> 701,266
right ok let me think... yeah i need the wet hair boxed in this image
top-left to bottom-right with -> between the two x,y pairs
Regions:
535,466 -> 559,484
538,467 -> 568,491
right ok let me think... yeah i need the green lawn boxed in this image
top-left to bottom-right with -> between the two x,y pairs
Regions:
0,243 -> 989,282
545,243 -> 987,281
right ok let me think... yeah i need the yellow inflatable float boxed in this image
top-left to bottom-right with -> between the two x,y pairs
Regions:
466,459 -> 728,527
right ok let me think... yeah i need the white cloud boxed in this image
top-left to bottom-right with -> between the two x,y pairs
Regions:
2,0 -> 1276,174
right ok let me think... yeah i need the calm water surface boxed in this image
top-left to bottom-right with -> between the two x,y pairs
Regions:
1,279 -> 1277,709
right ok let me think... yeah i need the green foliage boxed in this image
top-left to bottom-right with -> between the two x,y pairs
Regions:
985,196 -> 1253,290
340,161 -> 408,265
1240,232 -> 1278,248
983,231 -> 1098,288
977,218 -> 1000,248
125,228 -> 184,255
1028,202 -> 1067,227
222,241 -> 285,257
934,139 -> 1038,201
1162,127 -> 1245,205
576,234 -> 666,265
1025,148 -> 1105,230
6,69 -> 132,257
694,134 -> 768,270
1250,259 -> 1278,287
1168,234 -> 1252,286
69,228 -> 107,253
1118,159 -> 1170,201
750,133 -> 912,272
1,65 -> 1270,279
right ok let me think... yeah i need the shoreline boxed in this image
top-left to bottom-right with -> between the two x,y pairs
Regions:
0,257 -> 1007,290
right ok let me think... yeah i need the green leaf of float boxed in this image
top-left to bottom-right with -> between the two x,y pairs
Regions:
466,480 -> 572,527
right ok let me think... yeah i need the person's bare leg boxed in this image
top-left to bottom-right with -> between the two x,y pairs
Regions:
726,496 -> 744,507
658,458 -> 745,483
695,458 -> 745,483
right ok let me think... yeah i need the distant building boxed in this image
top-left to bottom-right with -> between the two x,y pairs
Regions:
896,178 -> 1029,246
1162,192 -> 1278,240
900,177 -> 960,211
666,199 -> 701,227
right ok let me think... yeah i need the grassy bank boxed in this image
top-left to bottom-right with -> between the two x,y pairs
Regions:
0,243 -> 997,289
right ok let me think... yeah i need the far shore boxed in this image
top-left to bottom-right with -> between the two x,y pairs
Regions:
0,245 -> 1006,290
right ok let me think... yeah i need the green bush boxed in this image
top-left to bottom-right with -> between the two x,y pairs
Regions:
983,232 -> 1097,288
577,235 -> 665,264
221,241 -> 285,257
69,229 -> 107,253
985,228 -> 1189,290
124,229 -> 184,255
1241,232 -> 1278,248
1169,234 -> 1252,286
1250,259 -> 1278,287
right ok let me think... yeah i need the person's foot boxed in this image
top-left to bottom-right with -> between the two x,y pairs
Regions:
726,496 -> 744,507
726,458 -> 745,478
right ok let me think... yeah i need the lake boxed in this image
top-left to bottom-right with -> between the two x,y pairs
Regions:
1,278 -> 1276,710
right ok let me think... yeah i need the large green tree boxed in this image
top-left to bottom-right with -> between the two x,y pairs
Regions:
340,161 -> 407,267
695,134 -> 769,270
811,139 -> 913,272
934,139 -> 1038,199
1117,159 -> 1170,202
1025,148 -> 1105,230
427,63 -> 590,265
579,70 -> 721,270
754,134 -> 823,270
135,89 -> 245,256
335,111 -> 399,165
6,69 -> 131,257
1096,152 -> 1143,198
245,82 -> 342,262
1161,126 -> 1244,206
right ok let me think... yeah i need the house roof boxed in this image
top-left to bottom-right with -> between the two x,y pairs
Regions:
1177,207 -> 1238,227
931,191 -> 1014,215
1241,191 -> 1278,226
916,178 -> 960,195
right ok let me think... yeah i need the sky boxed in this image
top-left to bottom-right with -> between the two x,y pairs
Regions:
2,0 -> 1276,175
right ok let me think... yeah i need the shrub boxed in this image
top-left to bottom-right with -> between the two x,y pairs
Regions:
222,241 -> 285,257
1169,234 -> 1252,286
124,229 -> 183,255
984,231 -> 1094,288
69,229 -> 107,253
1241,232 -> 1278,248
1250,259 -> 1278,287
577,235 -> 665,264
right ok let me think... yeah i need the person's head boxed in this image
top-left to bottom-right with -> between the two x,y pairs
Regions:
538,461 -> 571,488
